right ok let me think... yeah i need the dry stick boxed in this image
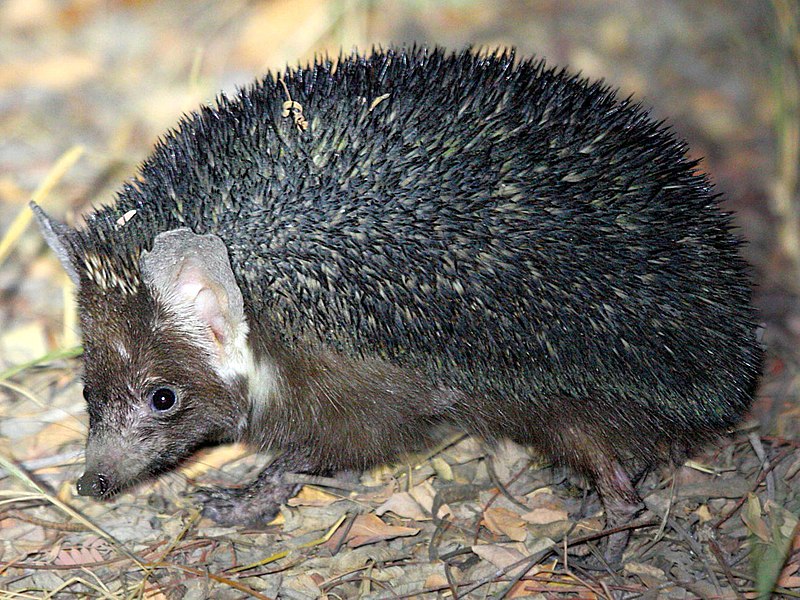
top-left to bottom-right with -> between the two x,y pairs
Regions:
455,548 -> 563,598
560,545 -> 616,600
655,476 -> 677,543
331,513 -> 357,555
225,513 -> 347,574
497,547 -> 619,600
42,574 -> 115,600
668,516 -> 723,595
485,456 -> 534,512
3,510 -> 88,532
748,433 -> 775,499
137,510 -> 203,596
428,483 -> 489,561
443,560 -> 460,599
428,511 -> 451,563
151,563 -> 275,600
707,537 -> 747,600
714,446 -> 794,529
565,516 -> 660,547
0,448 -> 84,482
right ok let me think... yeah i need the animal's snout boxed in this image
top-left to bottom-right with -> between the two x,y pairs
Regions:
76,472 -> 110,497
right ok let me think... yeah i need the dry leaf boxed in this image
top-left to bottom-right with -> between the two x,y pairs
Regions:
424,572 -> 448,590
471,543 -> 529,576
431,456 -> 453,481
624,561 -> 667,578
375,491 -> 428,520
778,562 -> 800,588
53,537 -> 108,566
285,573 -> 323,598
483,507 -> 528,541
345,514 -> 420,548
521,507 -> 569,525
409,480 -> 453,520
180,444 -> 249,478
287,486 -> 340,507
742,493 -> 770,543
694,505 -> 712,522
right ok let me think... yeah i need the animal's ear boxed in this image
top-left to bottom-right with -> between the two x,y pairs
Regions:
140,229 -> 246,352
29,201 -> 81,286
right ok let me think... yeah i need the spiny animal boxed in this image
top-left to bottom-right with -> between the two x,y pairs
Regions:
33,47 -> 761,564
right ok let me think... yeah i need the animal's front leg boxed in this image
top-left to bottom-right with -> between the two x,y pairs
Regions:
193,449 -> 314,527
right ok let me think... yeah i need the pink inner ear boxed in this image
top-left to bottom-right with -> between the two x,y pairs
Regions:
194,287 -> 229,346
175,264 -> 229,347
176,279 -> 204,303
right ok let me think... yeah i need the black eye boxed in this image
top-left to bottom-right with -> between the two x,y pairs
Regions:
149,387 -> 177,412
82,388 -> 91,402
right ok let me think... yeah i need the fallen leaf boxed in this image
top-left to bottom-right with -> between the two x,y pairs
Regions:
180,444 -> 249,478
424,572 -> 448,590
53,537 -> 109,566
694,505 -> 712,523
742,493 -> 770,543
522,507 -> 569,525
778,560 -> 800,588
624,561 -> 667,578
431,456 -> 453,481
483,507 -> 528,541
471,542 -> 529,576
409,480 -> 453,520
287,486 -> 340,507
376,491 -> 428,520
345,514 -> 420,548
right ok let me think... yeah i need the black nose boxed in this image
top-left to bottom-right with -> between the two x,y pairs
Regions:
76,472 -> 110,497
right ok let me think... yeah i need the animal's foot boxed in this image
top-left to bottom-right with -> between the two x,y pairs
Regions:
191,484 -> 294,527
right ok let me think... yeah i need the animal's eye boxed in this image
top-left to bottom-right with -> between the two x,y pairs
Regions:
82,388 -> 91,402
149,387 -> 177,412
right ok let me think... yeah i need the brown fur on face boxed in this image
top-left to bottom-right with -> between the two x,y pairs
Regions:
77,284 -> 248,498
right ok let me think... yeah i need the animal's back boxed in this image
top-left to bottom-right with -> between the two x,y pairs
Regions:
81,47 -> 760,466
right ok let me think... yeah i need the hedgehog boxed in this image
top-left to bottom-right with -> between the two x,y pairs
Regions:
32,47 -> 762,564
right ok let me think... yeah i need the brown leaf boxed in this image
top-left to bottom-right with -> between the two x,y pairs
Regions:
180,444 -> 249,478
742,493 -> 771,543
53,542 -> 105,566
778,561 -> 800,588
375,491 -> 428,520
345,514 -> 420,548
287,486 -> 340,507
424,572 -> 448,590
521,507 -> 569,526
483,507 -> 528,541
471,543 -> 529,576
409,480 -> 453,520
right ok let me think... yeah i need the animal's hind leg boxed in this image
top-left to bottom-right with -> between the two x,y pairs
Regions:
594,459 -> 644,565
555,426 -> 644,564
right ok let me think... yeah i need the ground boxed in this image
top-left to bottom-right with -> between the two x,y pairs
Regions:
1,0 -> 798,598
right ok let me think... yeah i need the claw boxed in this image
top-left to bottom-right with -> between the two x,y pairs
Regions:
189,484 -> 291,527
